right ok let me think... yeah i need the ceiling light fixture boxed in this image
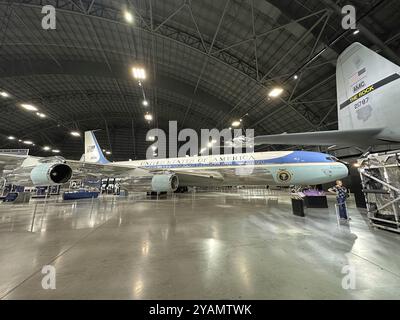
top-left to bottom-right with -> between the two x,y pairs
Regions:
142,99 -> 149,106
43,146 -> 51,151
144,113 -> 153,121
20,104 -> 38,111
106,151 -> 111,155
70,131 -> 81,137
268,87 -> 284,98
132,67 -> 146,80
0,91 -> 10,98
8,136 -> 15,140
124,11 -> 134,23
231,121 -> 241,127
36,112 -> 46,118
52,149 -> 60,153
23,140 -> 33,145
294,75 -> 298,80
353,29 -> 360,35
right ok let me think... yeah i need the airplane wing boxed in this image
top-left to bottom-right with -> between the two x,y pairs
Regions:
0,153 -> 223,188
66,160 -> 138,178
173,170 -> 224,186
253,128 -> 385,147
0,153 -> 28,172
67,160 -> 225,184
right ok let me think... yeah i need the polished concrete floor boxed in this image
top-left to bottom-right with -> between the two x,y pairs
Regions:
0,190 -> 400,299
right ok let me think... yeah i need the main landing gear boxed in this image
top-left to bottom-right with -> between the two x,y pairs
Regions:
175,186 -> 189,193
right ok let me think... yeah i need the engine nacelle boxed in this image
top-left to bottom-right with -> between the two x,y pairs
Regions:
151,174 -> 179,192
30,163 -> 73,186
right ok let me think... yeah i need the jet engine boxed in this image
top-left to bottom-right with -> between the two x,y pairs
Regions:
119,173 -> 179,192
30,163 -> 73,186
151,174 -> 179,192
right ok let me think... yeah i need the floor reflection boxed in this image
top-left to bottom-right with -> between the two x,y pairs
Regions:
0,190 -> 399,299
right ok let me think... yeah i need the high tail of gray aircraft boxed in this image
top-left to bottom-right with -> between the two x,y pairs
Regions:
253,42 -> 400,148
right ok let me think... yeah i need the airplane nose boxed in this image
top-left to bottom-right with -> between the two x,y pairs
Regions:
322,162 -> 349,180
336,162 -> 349,179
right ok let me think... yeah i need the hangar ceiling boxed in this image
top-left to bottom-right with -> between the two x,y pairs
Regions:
0,0 -> 399,160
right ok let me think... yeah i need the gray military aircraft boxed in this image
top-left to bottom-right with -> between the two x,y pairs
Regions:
252,42 -> 400,148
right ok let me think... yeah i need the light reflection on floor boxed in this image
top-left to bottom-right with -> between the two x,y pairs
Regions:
0,190 -> 399,299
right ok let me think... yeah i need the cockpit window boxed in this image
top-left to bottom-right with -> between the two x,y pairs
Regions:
326,156 -> 338,161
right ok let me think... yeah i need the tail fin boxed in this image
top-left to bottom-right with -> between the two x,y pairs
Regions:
336,42 -> 400,131
83,131 -> 109,164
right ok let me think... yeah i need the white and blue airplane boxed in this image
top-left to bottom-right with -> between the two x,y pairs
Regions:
0,129 -> 348,193
80,130 -> 349,192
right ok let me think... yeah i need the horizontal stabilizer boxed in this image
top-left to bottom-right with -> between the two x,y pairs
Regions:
0,149 -> 29,156
253,128 -> 385,147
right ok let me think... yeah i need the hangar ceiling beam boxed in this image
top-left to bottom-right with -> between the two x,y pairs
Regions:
4,1 -> 338,134
256,12 -> 329,82
0,59 -> 231,122
181,0 -> 230,128
290,73 -> 335,103
2,0 -> 262,81
1,96 -> 218,138
250,70 -> 336,131
247,13 -> 333,133
288,12 -> 331,101
0,111 -> 207,148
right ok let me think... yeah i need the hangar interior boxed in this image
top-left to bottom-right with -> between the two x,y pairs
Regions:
1,0 -> 400,300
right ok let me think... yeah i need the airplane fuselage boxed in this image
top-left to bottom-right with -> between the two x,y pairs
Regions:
115,151 -> 348,187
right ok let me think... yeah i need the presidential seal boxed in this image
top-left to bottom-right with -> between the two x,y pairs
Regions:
277,170 -> 292,182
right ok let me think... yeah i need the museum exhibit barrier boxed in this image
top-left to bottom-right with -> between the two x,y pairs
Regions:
358,150 -> 400,233
302,189 -> 328,208
291,195 -> 305,217
63,190 -> 100,201
2,192 -> 31,204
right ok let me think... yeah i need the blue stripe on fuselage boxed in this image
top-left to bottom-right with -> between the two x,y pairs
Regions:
275,151 -> 333,164
140,151 -> 334,169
